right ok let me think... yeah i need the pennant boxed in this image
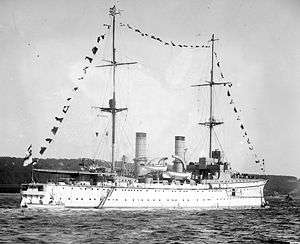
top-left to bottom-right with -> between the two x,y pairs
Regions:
103,24 -> 110,29
55,117 -> 63,123
92,46 -> 98,55
51,126 -> 59,135
234,107 -> 238,113
227,90 -> 231,96
240,124 -> 244,130
23,144 -> 33,166
45,138 -> 53,143
73,87 -> 79,91
127,24 -> 132,29
63,105 -> 70,113
217,62 -> 220,67
40,147 -> 47,155
83,66 -> 89,74
67,97 -> 72,101
85,56 -> 93,63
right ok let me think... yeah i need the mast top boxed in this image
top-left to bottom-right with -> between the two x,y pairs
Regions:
208,33 -> 219,43
109,5 -> 120,16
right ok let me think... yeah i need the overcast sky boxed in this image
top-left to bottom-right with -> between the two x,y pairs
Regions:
0,0 -> 299,177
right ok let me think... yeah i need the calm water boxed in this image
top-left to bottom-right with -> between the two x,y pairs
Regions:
0,194 -> 299,243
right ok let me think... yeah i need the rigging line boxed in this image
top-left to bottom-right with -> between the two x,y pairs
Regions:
212,127 -> 229,162
119,117 -> 134,151
187,127 -> 208,162
117,112 -> 132,148
93,113 -> 110,160
95,119 -> 110,161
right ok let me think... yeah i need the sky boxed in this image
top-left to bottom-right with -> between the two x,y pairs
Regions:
0,0 -> 299,177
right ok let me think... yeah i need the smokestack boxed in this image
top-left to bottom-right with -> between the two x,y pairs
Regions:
135,132 -> 147,160
174,136 -> 185,173
135,132 -> 147,176
175,136 -> 185,160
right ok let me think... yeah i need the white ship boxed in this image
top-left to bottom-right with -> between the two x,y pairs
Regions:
20,5 -> 267,209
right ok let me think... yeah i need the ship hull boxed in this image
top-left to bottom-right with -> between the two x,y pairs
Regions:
20,179 -> 267,209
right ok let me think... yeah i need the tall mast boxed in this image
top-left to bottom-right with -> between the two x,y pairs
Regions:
94,5 -> 137,172
191,34 -> 229,158
209,34 -> 215,157
111,6 -> 117,171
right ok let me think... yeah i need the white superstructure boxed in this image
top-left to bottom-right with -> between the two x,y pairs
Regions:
20,178 -> 267,209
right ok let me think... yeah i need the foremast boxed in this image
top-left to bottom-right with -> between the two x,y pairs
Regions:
192,34 -> 229,157
95,6 -> 137,171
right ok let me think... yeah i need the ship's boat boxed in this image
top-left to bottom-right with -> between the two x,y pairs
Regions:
20,5 -> 267,209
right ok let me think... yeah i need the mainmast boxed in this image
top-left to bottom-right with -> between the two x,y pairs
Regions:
111,6 -> 117,172
192,34 -> 229,158
94,6 -> 137,172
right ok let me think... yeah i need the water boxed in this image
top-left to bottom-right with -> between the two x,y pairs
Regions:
0,194 -> 299,243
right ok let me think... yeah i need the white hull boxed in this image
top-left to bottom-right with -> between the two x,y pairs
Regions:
20,179 -> 267,210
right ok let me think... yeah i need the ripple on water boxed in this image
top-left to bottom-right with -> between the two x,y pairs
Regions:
0,195 -> 299,243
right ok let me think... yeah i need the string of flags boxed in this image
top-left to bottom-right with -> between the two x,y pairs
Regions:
33,31 -> 108,159
119,22 -> 210,49
23,144 -> 35,167
214,51 -> 265,173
